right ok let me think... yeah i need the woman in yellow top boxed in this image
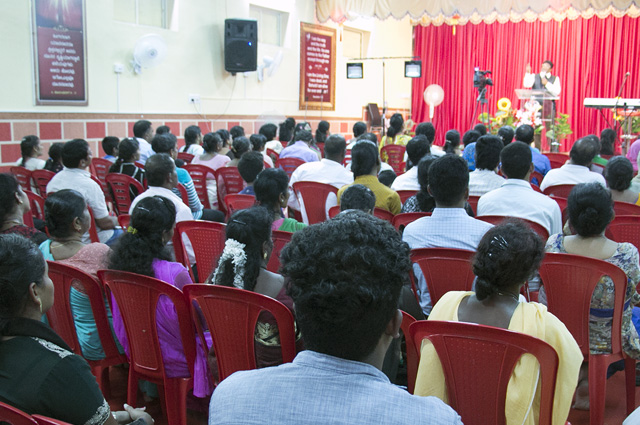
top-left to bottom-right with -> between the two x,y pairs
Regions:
414,220 -> 582,425
379,113 -> 410,157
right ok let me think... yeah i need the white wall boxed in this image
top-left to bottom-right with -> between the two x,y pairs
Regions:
0,0 -> 413,118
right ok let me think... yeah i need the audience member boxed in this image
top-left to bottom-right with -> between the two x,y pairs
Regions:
582,135 -> 606,170
415,122 -> 443,157
391,135 -> 432,191
338,140 -> 401,215
250,133 -> 273,167
255,168 -> 306,232
278,117 -> 296,146
109,196 -> 212,400
415,221 -> 581,425
156,125 -> 171,135
497,125 -> 515,147
47,139 -> 120,245
473,123 -> 488,135
261,122 -> 282,154
379,113 -> 410,153
237,152 -> 264,196
101,136 -> 119,162
403,155 -> 493,314
0,234 -> 153,425
461,130 -> 482,170
192,132 -> 231,208
540,137 -> 606,191
108,138 -> 146,199
315,120 -> 330,145
478,141 -> 562,235
443,129 -> 461,155
627,135 -> 640,173
180,125 -> 204,156
345,121 -> 368,166
600,128 -> 616,157
467,135 -> 504,196
226,136 -> 252,167
44,142 -> 64,173
216,129 -> 232,157
605,156 -> 639,205
401,157 -> 436,213
353,121 -> 367,138
541,182 -> 640,409
0,173 -> 47,244
515,125 -> 551,184
209,211 -> 463,425
132,120 -> 155,164
378,170 -> 397,188
462,130 -> 481,148
17,135 -> 46,171
339,184 -> 375,214
278,129 -> 319,163
230,125 -> 245,140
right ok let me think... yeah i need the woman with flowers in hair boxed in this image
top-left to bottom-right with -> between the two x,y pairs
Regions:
108,196 -> 213,400
207,206 -> 303,367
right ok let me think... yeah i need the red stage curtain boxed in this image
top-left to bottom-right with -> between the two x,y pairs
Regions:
411,16 -> 640,152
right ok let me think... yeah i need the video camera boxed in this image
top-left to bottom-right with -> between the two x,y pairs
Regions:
473,67 -> 493,89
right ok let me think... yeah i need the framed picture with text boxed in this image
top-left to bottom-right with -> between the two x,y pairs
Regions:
299,22 -> 335,111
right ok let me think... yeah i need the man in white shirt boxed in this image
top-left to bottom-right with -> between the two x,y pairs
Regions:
288,134 -> 354,222
391,135 -> 432,192
540,137 -> 606,191
468,135 -> 505,196
130,153 -> 195,264
523,60 -> 561,98
478,141 -> 562,235
133,120 -> 155,164
46,138 -> 121,245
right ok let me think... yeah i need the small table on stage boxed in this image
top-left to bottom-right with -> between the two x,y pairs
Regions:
516,89 -> 560,152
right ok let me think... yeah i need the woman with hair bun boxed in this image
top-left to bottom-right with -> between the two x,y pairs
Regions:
542,182 -> 640,409
415,220 -> 582,425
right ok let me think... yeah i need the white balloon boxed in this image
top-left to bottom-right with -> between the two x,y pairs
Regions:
423,84 -> 445,106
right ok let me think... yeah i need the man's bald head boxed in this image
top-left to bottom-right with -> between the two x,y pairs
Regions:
570,137 -> 599,167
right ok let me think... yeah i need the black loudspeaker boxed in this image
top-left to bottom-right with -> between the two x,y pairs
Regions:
224,19 -> 258,73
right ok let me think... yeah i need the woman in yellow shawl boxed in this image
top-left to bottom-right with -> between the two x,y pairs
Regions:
379,113 -> 410,160
414,220 -> 582,425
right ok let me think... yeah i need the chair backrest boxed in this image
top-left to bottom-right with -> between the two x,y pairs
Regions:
475,215 -> 549,241
0,401 -> 38,425
538,253 -> 627,357
184,164 -> 214,208
276,157 -> 305,179
607,215 -> 640,252
176,183 -> 190,206
86,207 -> 100,243
117,214 -> 131,232
550,196 -> 568,226
97,270 -> 196,382
183,284 -> 296,382
173,220 -> 226,282
25,190 -> 45,222
392,212 -> 431,232
266,230 -> 292,273
542,184 -> 575,198
409,320 -> 558,425
397,190 -> 417,204
89,158 -> 112,183
177,152 -> 194,164
10,167 -> 32,192
291,181 -> 338,224
400,311 -> 418,394
216,167 -> 245,213
89,174 -> 112,206
466,195 -> 480,215
530,170 -> 544,185
224,194 -> 256,217
32,415 -> 72,425
380,145 -> 406,174
105,173 -> 145,216
373,207 -> 394,223
410,248 -> 476,306
543,153 -> 569,169
31,169 -> 55,198
614,201 -> 640,216
266,148 -> 279,162
46,262 -> 125,364
328,205 -> 341,219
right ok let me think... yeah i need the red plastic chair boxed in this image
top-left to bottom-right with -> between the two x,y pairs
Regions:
266,148 -> 279,162
105,173 -> 145,216
177,152 -> 194,164
550,196 -> 569,227
409,320 -> 558,425
400,311 -> 418,394
373,207 -> 394,223
89,158 -> 112,183
328,205 -> 341,218
25,190 -> 45,222
173,220 -> 226,282
538,253 -> 636,424
46,262 -> 127,397
467,195 -> 480,215
276,157 -> 305,179
224,194 -> 255,217
410,248 -> 475,306
183,284 -> 296,382
184,164 -> 215,208
380,145 -> 406,175
89,174 -> 113,208
475,215 -> 550,241
176,183 -> 189,206
10,166 -> 32,192
614,201 -> 640,216
216,167 -> 245,215
87,207 -> 100,244
266,230 -> 292,273
0,401 -> 38,425
607,216 -> 640,253
397,190 -> 417,204
117,214 -> 131,232
543,184 -> 575,199
98,270 -> 197,425
292,181 -> 338,224
31,169 -> 55,198
32,416 -> 72,425
392,212 -> 431,232
543,152 -> 569,169
530,170 -> 545,186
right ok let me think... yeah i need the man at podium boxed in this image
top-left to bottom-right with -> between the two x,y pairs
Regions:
523,60 -> 561,98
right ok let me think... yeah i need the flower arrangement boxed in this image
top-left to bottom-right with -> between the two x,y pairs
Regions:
515,100 -> 543,133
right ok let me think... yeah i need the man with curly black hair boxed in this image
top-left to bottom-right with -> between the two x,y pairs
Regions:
209,211 -> 462,425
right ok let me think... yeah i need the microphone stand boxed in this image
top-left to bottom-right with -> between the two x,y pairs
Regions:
612,73 -> 630,151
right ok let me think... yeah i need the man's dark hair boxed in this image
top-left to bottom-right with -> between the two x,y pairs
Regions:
358,133 -> 378,145
324,134 -> 346,160
145,154 -> 175,187
475,135 -> 503,170
184,125 -> 201,147
156,125 -> 171,135
568,182 -> 613,237
352,121 -> 367,138
340,184 -> 375,212
473,124 -> 488,136
259,123 -> 277,142
600,128 -> 616,156
151,133 -> 177,154
230,125 -> 245,140
62,139 -> 90,168
543,60 -> 554,69
515,125 -> 534,145
462,130 -> 481,147
428,155 -> 469,206
378,170 -> 397,188
415,122 -> 435,143
295,130 -> 313,143
133,120 -> 152,138
497,126 -> 515,147
500,141 -> 532,180
406,135 -> 430,166
238,152 -> 264,184
102,136 -> 119,156
281,211 -> 411,361
605,156 -> 633,191
570,137 -> 599,167
350,141 -> 378,178
249,134 -> 267,152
